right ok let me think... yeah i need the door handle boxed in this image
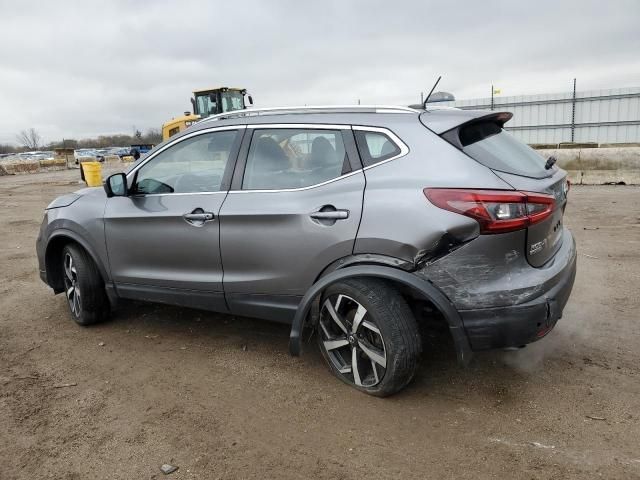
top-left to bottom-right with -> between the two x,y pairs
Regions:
310,209 -> 349,220
183,209 -> 215,226
183,212 -> 214,221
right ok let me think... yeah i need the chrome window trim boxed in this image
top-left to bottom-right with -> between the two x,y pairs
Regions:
231,125 -> 410,193
237,124 -> 352,193
130,191 -> 228,198
352,125 -> 410,170
126,124 -> 410,196
125,125 -> 246,183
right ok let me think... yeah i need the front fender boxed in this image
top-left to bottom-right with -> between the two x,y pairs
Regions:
289,265 -> 473,365
44,227 -> 111,295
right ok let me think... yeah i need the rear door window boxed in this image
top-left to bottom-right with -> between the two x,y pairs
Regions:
459,122 -> 549,178
242,128 -> 349,190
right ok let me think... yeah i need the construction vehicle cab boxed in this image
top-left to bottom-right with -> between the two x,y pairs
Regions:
161,87 -> 252,141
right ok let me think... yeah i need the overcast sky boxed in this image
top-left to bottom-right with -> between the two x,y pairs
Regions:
1,0 -> 638,145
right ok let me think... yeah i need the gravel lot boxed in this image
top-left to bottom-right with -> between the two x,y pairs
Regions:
1,170 -> 639,479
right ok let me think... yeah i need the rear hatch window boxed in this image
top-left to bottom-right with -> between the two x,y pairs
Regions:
459,122 -> 550,179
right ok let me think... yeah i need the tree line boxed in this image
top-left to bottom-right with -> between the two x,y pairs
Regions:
0,127 -> 163,155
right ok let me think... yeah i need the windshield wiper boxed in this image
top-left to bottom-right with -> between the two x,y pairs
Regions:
545,155 -> 557,170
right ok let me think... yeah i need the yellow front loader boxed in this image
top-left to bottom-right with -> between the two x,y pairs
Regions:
161,87 -> 253,141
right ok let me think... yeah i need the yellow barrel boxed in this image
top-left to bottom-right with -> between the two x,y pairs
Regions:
81,161 -> 102,187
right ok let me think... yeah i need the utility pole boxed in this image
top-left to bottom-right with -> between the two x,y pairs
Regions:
490,84 -> 494,111
420,92 -> 424,104
570,78 -> 577,143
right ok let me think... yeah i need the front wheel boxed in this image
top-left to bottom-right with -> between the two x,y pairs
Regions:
62,244 -> 110,326
317,279 -> 421,396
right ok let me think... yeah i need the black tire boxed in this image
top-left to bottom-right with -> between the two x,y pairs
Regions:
317,278 -> 421,397
61,244 -> 110,326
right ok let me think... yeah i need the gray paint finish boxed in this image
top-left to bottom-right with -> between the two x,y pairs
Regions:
416,228 -> 576,310
104,193 -> 228,296
39,187 -> 111,282
220,171 -> 365,295
36,106 -> 577,360
492,168 -> 569,267
355,118 -> 509,263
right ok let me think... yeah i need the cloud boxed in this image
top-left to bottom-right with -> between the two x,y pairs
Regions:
0,0 -> 638,144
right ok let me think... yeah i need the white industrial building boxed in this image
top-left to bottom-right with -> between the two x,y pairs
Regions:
439,86 -> 640,145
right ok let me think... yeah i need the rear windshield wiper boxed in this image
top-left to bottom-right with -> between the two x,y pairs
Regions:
545,155 -> 557,170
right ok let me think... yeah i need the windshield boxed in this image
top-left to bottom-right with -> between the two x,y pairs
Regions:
461,122 -> 550,178
221,91 -> 244,112
195,93 -> 218,117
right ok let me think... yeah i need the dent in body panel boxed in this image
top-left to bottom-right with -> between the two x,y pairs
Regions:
416,228 -> 576,310
317,253 -> 415,280
355,119 -> 510,265
354,182 -> 483,266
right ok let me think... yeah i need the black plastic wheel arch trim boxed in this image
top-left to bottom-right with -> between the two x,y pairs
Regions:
288,265 -> 473,366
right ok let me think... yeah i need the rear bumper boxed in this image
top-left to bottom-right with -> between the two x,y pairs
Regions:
459,234 -> 577,351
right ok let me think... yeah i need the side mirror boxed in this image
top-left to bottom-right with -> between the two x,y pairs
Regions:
247,95 -> 253,106
104,173 -> 128,198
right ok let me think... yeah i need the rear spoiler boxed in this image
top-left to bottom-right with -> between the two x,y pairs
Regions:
438,112 -> 514,150
419,109 -> 513,135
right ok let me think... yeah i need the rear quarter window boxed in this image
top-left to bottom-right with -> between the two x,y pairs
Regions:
457,121 -> 550,178
354,130 -> 401,167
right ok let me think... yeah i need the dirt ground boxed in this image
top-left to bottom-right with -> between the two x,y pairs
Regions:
1,169 -> 639,480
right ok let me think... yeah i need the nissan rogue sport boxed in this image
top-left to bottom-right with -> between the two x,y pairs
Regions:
36,105 -> 576,396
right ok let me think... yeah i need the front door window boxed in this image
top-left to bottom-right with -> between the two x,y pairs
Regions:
133,130 -> 239,194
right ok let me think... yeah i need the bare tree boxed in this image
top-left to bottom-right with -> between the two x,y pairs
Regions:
131,125 -> 143,141
0,143 -> 20,155
143,128 -> 162,144
16,128 -> 42,150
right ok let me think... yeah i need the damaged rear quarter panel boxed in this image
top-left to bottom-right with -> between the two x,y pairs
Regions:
354,118 -> 509,264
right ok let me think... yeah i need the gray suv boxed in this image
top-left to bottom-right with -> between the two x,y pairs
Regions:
36,105 -> 576,396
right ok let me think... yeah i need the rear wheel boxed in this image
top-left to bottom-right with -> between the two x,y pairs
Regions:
317,279 -> 421,396
62,244 -> 110,326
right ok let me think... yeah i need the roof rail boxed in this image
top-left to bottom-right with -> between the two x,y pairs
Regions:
199,105 -> 419,123
424,105 -> 460,112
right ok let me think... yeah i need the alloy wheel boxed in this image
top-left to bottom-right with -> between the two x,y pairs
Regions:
63,252 -> 81,316
319,294 -> 387,387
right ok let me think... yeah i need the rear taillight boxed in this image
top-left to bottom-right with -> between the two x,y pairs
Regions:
424,188 -> 555,234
